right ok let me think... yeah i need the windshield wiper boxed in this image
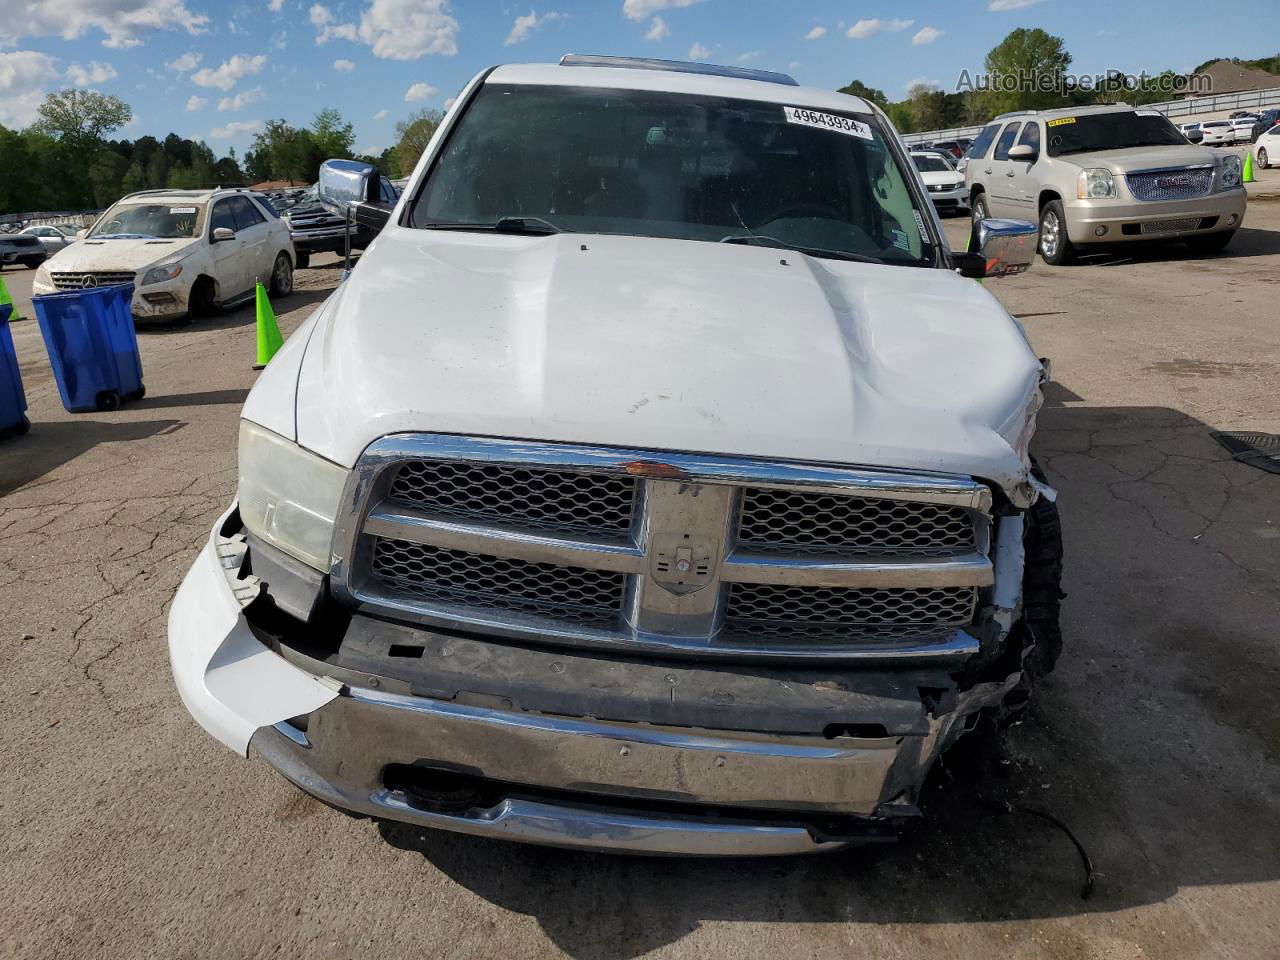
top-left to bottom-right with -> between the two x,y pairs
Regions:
719,234 -> 885,265
424,216 -> 562,235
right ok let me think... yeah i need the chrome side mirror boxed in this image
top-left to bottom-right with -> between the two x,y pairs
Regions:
956,218 -> 1038,279
211,226 -> 235,242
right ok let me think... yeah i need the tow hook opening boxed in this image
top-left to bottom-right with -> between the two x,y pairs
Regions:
382,764 -> 500,814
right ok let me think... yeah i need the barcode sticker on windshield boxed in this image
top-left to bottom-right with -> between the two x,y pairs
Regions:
170,207 -> 196,214
784,106 -> 873,140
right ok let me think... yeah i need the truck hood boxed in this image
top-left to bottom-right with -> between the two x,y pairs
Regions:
292,230 -> 1043,495
47,235 -> 197,271
1054,144 -> 1220,172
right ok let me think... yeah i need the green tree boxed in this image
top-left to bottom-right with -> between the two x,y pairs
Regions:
837,80 -> 889,110
311,108 -> 355,160
982,28 -> 1073,114
34,90 -> 132,158
391,109 -> 443,178
89,150 -> 129,206
120,161 -> 145,195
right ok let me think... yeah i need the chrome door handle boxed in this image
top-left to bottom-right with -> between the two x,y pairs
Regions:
1006,170 -> 1016,177
984,167 -> 992,174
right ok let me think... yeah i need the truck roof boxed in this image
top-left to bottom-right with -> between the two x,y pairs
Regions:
486,60 -> 874,116
993,103 -> 1136,122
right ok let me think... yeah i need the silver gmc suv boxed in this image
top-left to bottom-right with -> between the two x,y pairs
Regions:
965,103 -> 1247,264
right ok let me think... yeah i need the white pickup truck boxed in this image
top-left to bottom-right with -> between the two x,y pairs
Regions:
168,56 -> 1059,856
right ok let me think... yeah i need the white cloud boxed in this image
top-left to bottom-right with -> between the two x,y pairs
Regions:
268,0 -> 285,10
988,0 -> 1045,9
623,0 -> 702,21
359,0 -> 458,59
0,0 -> 209,49
505,10 -> 564,46
645,16 -> 669,40
804,26 -> 826,40
192,53 -> 267,91
271,30 -> 288,49
373,108 -> 388,119
211,119 -> 261,139
166,51 -> 201,73
912,26 -> 943,45
309,3 -> 358,43
405,81 -> 436,101
688,41 -> 712,59
65,61 -> 118,86
334,58 -> 355,71
443,95 -> 457,110
847,18 -> 913,39
217,87 -> 263,111
737,51 -> 761,63
0,50 -> 59,128
185,94 -> 207,111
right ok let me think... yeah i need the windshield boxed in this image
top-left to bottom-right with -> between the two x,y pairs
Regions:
1046,112 -> 1186,157
912,154 -> 953,173
414,84 -> 934,266
90,202 -> 206,239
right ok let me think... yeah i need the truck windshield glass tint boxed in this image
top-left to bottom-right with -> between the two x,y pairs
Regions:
90,202 -> 205,239
414,85 -> 932,266
1047,114 -> 1186,157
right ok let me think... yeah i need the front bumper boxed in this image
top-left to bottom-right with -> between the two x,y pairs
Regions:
170,510 -> 1023,856
1065,188 -> 1246,245
31,275 -> 190,318
927,187 -> 968,209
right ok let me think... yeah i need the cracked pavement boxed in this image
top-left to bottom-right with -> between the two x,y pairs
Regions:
2,204 -> 1280,960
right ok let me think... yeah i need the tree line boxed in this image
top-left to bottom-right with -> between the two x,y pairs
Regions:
0,90 -> 444,216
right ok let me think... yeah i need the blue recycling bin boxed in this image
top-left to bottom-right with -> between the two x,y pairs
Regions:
32,283 -> 145,413
0,302 -> 30,439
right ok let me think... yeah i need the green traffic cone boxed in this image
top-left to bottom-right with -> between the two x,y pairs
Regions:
252,281 -> 284,370
1243,151 -> 1256,183
0,274 -> 21,322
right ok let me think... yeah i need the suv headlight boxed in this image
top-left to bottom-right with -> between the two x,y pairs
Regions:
34,263 -> 52,286
1077,168 -> 1116,199
238,420 -> 348,571
1221,154 -> 1242,188
141,261 -> 183,286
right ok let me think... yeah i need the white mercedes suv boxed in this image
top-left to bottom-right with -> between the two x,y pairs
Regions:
32,188 -> 295,322
168,56 -> 1058,856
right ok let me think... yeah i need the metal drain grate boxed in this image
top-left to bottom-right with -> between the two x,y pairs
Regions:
1211,431 -> 1280,475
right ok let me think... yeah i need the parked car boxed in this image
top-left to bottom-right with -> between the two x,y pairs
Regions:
19,223 -> 78,254
0,230 -> 47,269
31,187 -> 295,322
967,104 -> 1247,264
1230,110 -> 1257,119
1197,120 -> 1235,146
1230,116 -> 1259,143
911,150 -> 968,215
283,179 -> 398,268
1250,109 -> 1280,142
930,139 -> 967,158
1254,123 -> 1280,168
168,54 -> 1055,857
1177,121 -> 1202,139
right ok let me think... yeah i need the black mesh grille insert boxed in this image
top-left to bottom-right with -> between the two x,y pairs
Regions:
726,582 -> 976,633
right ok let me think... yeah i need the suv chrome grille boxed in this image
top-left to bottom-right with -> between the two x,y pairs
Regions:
1125,167 -> 1212,202
371,538 -> 625,626
336,436 -> 996,662
50,271 -> 135,290
387,460 -> 637,538
738,487 -> 974,556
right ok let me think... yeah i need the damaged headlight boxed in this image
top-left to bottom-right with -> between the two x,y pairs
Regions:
238,420 -> 348,571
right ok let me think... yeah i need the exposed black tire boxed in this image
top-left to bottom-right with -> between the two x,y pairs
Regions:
96,390 -> 121,412
971,192 -> 989,223
269,252 -> 294,298
294,251 -> 310,270
1187,230 -> 1236,256
189,277 -> 216,318
1259,148 -> 1269,168
1038,199 -> 1076,265
1023,460 -> 1065,677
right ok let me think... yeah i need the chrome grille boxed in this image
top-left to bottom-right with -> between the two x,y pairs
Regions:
738,487 -> 974,556
387,460 -> 637,538
726,583 -> 977,630
1125,167 -> 1212,202
337,436 -> 996,662
50,271 -> 135,290
371,538 -> 625,626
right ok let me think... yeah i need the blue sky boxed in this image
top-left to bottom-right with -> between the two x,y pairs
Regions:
1,0 -> 1276,159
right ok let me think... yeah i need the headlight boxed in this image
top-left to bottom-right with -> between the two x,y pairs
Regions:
1221,154 -> 1242,188
34,263 -> 51,286
1077,168 -> 1116,199
141,261 -> 183,286
238,420 -> 349,571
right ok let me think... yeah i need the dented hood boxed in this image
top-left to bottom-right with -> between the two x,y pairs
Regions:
293,230 -> 1043,495
47,235 -> 197,271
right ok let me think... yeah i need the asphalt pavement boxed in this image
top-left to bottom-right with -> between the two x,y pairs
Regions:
2,180 -> 1280,960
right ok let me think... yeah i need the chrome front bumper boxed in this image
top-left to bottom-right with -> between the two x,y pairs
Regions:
1066,188 -> 1246,244
250,684 -> 922,856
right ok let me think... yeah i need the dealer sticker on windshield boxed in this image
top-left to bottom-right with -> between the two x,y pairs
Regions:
784,106 -> 873,140
169,207 -> 197,214
1047,117 -> 1076,127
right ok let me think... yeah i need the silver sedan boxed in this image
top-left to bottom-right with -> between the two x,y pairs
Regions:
19,223 -> 79,253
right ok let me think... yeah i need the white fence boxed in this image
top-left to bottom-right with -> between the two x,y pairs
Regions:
901,85 -> 1280,146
